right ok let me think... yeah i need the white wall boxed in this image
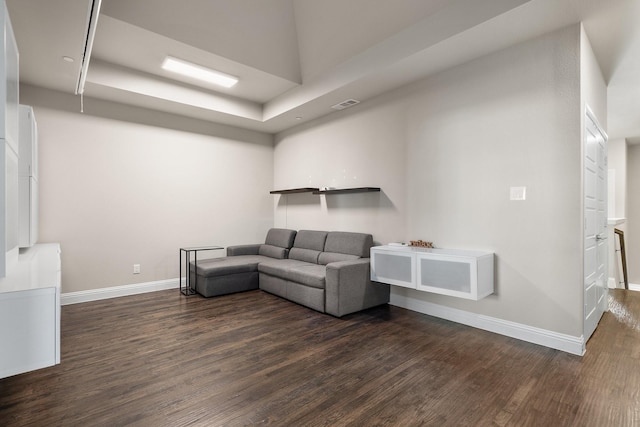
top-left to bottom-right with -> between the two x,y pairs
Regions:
627,144 -> 640,284
580,25 -> 607,129
607,138 -> 627,289
275,26 -> 584,337
273,100 -> 407,244
20,85 -> 274,293
608,138 -> 627,220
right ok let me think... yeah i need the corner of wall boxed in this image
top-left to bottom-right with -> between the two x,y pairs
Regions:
579,24 -> 607,130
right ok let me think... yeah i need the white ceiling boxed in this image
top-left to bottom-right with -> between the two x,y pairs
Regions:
6,0 -> 640,138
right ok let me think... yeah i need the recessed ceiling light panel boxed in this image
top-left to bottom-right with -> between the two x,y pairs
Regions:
162,56 -> 238,88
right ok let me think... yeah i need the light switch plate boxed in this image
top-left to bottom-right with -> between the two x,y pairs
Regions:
510,186 -> 526,201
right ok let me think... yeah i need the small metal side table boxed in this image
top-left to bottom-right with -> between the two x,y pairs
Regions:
179,246 -> 224,296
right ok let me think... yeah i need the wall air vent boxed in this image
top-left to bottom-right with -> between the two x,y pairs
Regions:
331,99 -> 360,110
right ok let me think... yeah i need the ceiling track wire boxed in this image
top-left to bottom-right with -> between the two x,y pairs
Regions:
75,0 -> 102,98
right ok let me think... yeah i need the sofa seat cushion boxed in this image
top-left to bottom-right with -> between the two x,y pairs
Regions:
287,264 -> 327,289
258,258 -> 309,277
192,255 -> 269,278
258,259 -> 327,289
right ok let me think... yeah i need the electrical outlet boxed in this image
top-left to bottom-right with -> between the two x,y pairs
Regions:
133,264 -> 140,274
510,186 -> 526,201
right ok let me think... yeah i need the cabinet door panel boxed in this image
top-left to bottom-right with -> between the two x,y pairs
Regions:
418,257 -> 472,294
371,250 -> 415,289
0,288 -> 56,379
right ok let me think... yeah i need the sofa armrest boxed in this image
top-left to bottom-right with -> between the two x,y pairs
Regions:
227,244 -> 261,256
325,258 -> 390,317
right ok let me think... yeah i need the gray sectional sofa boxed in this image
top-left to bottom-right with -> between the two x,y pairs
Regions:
190,228 -> 390,317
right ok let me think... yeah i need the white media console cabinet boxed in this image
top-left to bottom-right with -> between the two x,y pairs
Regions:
370,245 -> 494,300
0,243 -> 61,378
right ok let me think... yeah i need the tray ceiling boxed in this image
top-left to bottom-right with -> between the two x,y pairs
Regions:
6,0 -> 640,139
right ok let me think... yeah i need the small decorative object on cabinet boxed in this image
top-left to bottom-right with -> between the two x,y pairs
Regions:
370,245 -> 494,300
409,239 -> 433,248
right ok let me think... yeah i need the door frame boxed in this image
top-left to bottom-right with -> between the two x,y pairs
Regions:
583,104 -> 608,347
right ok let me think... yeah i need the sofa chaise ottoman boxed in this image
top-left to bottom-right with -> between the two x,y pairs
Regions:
190,228 -> 297,297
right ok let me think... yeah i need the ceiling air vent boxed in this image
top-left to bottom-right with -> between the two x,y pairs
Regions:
331,99 -> 360,110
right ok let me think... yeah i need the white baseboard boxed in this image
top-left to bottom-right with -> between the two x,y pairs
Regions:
630,283 -> 640,292
61,278 -> 180,305
390,293 -> 585,356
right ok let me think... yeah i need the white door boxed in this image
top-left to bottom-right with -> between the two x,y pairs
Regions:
584,108 -> 608,342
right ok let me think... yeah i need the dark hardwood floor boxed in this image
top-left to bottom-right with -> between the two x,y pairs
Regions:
1,289 -> 639,426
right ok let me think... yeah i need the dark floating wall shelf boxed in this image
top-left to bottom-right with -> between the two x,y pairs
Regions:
270,187 -> 319,194
313,187 -> 381,195
270,187 -> 381,195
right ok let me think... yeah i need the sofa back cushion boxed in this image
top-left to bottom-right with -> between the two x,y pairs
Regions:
258,228 -> 297,259
289,230 -> 328,264
258,244 -> 288,259
318,231 -> 373,265
264,228 -> 297,248
289,248 -> 320,263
